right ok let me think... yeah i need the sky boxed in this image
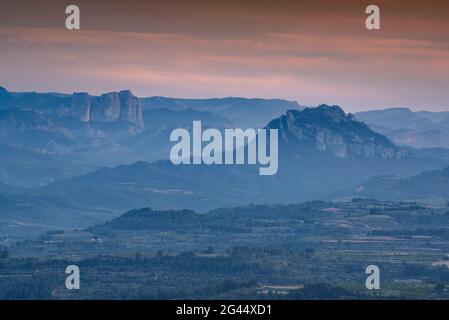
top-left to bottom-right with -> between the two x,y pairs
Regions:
0,0 -> 448,112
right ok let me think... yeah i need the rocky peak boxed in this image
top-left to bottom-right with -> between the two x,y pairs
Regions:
309,104 -> 346,120
119,90 -> 144,128
119,90 -> 134,99
71,92 -> 91,122
284,104 -> 347,126
268,105 -> 403,160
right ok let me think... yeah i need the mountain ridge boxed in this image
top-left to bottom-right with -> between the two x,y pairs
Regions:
29,105 -> 447,220
355,107 -> 449,148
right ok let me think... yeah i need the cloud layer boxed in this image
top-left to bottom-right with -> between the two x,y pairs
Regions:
0,0 -> 448,111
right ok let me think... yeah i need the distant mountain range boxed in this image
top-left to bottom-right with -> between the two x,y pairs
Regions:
0,86 -> 300,186
1,86 -> 449,237
0,86 -> 300,128
140,96 -> 302,128
355,108 -> 449,148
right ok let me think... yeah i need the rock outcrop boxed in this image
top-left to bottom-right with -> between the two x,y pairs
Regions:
100,92 -> 121,122
267,104 -> 404,160
119,90 -> 144,128
71,92 -> 91,122
70,90 -> 144,128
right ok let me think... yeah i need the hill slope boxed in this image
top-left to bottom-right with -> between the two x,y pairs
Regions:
348,166 -> 449,200
355,108 -> 449,148
34,105 -> 447,216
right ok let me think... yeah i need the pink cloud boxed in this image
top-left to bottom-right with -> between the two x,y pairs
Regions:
0,26 -> 448,111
